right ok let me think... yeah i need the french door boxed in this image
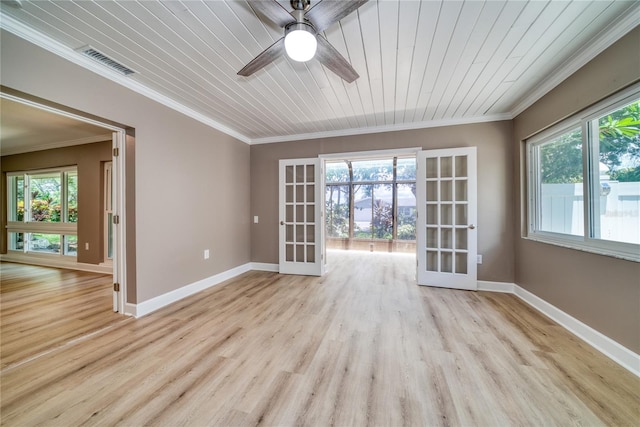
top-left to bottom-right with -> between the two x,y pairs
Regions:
279,158 -> 324,276
416,147 -> 477,290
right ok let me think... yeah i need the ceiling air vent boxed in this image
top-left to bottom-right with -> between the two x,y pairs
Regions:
76,45 -> 136,76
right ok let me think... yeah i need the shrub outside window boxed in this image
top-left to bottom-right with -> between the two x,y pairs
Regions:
527,87 -> 640,261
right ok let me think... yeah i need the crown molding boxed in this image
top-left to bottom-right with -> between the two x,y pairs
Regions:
1,134 -> 113,156
249,113 -> 513,144
510,4 -> 640,118
0,13 -> 251,144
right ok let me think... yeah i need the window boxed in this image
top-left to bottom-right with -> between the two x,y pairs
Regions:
6,167 -> 78,257
527,87 -> 640,261
325,156 -> 416,241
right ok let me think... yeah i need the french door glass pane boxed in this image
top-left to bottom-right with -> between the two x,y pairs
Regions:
455,253 -> 468,274
455,205 -> 467,225
440,252 -> 452,272
441,205 -> 453,225
455,156 -> 468,177
440,157 -> 453,177
441,180 -> 452,201
307,245 -> 315,263
426,205 -> 437,225
441,228 -> 453,249
426,158 -> 438,179
455,229 -> 468,250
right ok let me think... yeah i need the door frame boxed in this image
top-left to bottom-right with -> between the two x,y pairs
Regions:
0,91 -> 129,313
319,147 -> 421,263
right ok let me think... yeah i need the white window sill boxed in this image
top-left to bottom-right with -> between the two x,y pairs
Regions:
523,234 -> 640,263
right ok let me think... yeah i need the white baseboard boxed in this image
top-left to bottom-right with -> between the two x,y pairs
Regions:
250,262 -> 279,272
478,280 -> 640,378
130,263 -> 253,318
123,303 -> 138,317
0,253 -> 112,274
477,280 -> 515,293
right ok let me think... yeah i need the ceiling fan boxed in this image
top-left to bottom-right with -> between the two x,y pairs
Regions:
238,0 -> 368,83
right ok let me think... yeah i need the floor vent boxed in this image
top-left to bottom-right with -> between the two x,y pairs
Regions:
76,46 -> 136,76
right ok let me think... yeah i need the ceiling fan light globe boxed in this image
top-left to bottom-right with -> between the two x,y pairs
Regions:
284,29 -> 317,62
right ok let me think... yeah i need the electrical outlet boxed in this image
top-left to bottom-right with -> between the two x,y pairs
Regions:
477,254 -> 483,264
204,249 -> 210,260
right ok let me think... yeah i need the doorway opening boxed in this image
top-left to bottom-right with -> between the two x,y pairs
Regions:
0,88 -> 135,314
322,150 -> 418,256
318,147 -> 478,291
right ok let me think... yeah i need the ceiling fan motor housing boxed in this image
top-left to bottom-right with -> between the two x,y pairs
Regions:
285,21 -> 316,37
290,0 -> 310,11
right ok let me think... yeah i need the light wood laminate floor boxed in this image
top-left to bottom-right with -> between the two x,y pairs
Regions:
1,252 -> 638,426
0,262 -> 128,370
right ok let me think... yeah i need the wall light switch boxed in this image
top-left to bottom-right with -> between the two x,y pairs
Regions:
204,249 -> 210,260
85,242 -> 89,250
477,254 -> 483,264
253,216 -> 259,224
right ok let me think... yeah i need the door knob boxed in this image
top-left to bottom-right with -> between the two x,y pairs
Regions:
280,221 -> 285,225
468,224 -> 476,229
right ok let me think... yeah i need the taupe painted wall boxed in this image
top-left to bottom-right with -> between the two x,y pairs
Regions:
513,27 -> 640,353
251,121 -> 515,283
1,141 -> 111,264
1,30 -> 251,304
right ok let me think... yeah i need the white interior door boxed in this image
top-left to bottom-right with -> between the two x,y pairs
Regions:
416,147 -> 477,290
279,158 -> 324,276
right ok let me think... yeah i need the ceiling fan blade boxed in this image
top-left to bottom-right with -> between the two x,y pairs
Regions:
247,0 -> 295,28
315,35 -> 359,83
305,0 -> 369,33
238,37 -> 285,77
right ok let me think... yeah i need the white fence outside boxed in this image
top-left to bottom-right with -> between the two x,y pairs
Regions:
541,181 -> 640,244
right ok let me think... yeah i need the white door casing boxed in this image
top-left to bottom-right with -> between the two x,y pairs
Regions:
111,131 -> 126,312
416,147 -> 478,290
279,158 -> 324,276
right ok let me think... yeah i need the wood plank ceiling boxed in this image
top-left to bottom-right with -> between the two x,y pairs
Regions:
1,0 -> 638,143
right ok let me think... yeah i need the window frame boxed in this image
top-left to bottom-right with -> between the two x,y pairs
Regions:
6,166 -> 78,257
526,85 -> 640,262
